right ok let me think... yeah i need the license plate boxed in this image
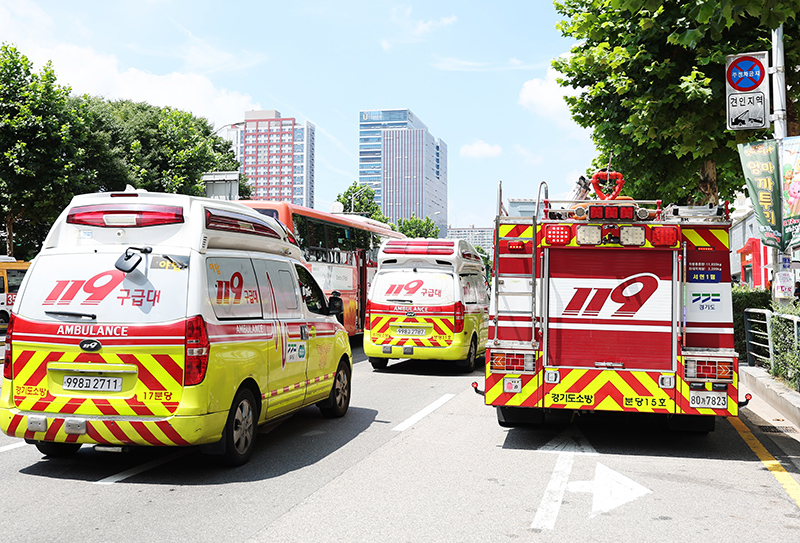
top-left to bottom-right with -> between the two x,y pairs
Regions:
63,375 -> 122,392
397,327 -> 426,336
689,390 -> 727,409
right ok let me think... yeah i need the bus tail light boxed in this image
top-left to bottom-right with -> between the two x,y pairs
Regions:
185,316 -> 209,386
454,302 -> 465,333
3,313 -> 14,380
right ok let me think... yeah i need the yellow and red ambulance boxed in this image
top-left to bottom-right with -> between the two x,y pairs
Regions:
364,239 -> 489,372
1,189 -> 352,465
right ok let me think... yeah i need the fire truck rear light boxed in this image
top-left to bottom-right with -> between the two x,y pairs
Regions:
604,206 -> 619,220
712,383 -> 728,391
588,206 -> 604,220
689,382 -> 705,390
576,225 -> 602,245
618,206 -> 635,220
574,207 -> 586,218
545,225 -> 571,245
508,241 -> 525,251
490,352 -> 534,372
619,226 -> 645,246
651,226 -> 678,246
68,205 -> 184,227
637,207 -> 650,220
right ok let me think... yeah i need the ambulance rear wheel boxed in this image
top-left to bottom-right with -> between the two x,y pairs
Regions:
222,388 -> 257,466
34,441 -> 82,457
319,360 -> 351,418
457,337 -> 478,373
369,357 -> 388,370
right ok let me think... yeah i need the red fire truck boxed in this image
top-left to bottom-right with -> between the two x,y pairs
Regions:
482,171 -> 748,431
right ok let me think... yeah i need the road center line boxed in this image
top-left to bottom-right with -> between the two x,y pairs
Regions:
0,442 -> 26,453
392,394 -> 455,432
94,449 -> 193,485
728,416 -> 800,509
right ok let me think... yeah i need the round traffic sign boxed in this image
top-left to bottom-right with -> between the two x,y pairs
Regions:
727,56 -> 766,91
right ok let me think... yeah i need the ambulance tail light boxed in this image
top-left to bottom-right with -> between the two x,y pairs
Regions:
67,204 -> 184,227
365,301 -> 372,330
651,226 -> 679,246
454,302 -> 465,333
185,316 -> 210,386
3,313 -> 14,380
545,225 -> 571,245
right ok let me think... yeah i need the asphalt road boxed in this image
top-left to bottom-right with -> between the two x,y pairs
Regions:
1,338 -> 799,542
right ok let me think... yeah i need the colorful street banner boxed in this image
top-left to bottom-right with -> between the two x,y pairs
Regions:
738,140 -> 783,249
781,135 -> 800,250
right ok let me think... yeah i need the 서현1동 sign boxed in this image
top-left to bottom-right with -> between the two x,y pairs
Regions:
726,51 -> 770,130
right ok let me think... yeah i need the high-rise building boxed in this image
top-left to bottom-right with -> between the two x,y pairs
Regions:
358,108 -> 447,235
446,225 -> 494,255
230,110 -> 315,207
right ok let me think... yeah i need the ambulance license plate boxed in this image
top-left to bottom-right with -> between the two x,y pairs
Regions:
63,376 -> 122,392
397,327 -> 425,336
689,390 -> 727,409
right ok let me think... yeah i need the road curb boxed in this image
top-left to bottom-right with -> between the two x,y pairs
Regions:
740,366 -> 800,429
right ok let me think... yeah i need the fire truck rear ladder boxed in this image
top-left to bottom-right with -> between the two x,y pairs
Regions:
491,181 -> 546,352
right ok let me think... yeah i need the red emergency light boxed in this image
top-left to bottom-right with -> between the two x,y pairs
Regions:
651,226 -> 679,246
545,225 -> 571,245
383,240 -> 455,255
507,240 -> 525,251
67,204 -> 184,228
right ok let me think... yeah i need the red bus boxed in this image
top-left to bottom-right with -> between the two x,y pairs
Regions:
239,201 -> 404,336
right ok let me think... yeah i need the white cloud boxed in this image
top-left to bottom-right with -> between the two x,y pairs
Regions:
432,56 -> 543,72
513,144 -> 542,165
381,5 -> 456,50
518,64 -> 581,127
460,140 -> 502,159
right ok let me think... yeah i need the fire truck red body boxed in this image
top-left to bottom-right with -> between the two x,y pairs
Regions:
485,173 -> 740,430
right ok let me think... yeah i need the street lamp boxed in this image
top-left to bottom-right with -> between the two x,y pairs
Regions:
213,121 -> 244,136
350,185 -> 370,212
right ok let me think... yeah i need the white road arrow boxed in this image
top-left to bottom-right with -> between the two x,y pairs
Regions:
531,427 -> 651,531
567,462 -> 652,517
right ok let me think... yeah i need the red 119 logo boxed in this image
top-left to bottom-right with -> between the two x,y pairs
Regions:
561,273 -> 659,318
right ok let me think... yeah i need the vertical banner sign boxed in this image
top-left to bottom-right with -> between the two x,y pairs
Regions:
738,140 -> 783,249
781,135 -> 800,250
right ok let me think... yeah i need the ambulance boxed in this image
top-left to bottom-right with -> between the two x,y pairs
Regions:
364,239 -> 489,372
0,189 -> 352,466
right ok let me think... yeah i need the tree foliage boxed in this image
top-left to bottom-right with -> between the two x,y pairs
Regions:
553,0 -> 800,205
336,181 -> 392,226
396,214 -> 440,238
0,44 -> 248,259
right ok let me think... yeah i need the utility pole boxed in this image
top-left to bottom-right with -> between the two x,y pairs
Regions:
772,24 -> 792,304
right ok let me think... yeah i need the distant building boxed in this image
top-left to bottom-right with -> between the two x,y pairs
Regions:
447,225 -> 494,254
228,110 -> 315,207
358,108 -> 447,236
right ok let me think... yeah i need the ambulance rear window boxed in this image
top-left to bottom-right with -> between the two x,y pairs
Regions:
371,271 -> 455,305
67,204 -> 184,227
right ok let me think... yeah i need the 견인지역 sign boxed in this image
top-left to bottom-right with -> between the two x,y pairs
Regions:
726,51 -> 770,130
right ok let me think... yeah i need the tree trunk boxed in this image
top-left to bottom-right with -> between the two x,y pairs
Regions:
787,99 -> 799,137
5,214 -> 13,259
698,159 -> 718,205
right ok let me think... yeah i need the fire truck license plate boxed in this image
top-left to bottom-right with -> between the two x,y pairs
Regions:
63,376 -> 122,392
689,391 -> 727,409
397,327 -> 425,336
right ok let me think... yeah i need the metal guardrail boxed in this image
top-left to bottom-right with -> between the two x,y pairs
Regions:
744,308 -> 800,392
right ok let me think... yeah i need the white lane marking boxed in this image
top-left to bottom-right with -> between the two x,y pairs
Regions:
571,462 -> 652,517
0,442 -> 26,453
392,394 -> 455,432
531,452 -> 574,531
94,449 -> 192,485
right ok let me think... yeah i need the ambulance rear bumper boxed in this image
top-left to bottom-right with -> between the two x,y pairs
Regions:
0,406 -> 228,447
363,334 -> 473,361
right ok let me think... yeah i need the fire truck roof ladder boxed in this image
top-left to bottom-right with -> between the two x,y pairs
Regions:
664,202 -> 730,221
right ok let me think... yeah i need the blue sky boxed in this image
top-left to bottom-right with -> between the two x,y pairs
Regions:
0,0 -> 595,228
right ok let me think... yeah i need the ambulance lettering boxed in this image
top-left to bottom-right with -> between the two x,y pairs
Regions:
215,271 -> 259,305
43,270 -> 125,306
56,324 -> 129,336
562,273 -> 659,318
385,279 -> 423,296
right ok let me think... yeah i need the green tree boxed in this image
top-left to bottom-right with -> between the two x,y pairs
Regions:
0,44 -> 101,258
553,0 -> 800,205
396,213 -> 440,238
336,181 -> 392,225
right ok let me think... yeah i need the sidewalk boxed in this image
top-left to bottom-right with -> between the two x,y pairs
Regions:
739,365 -> 800,430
